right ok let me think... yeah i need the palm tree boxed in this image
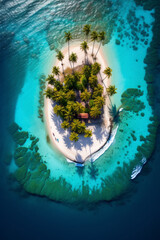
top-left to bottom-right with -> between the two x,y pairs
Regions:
73,102 -> 84,114
54,90 -> 66,105
46,75 -> 56,85
106,85 -> 117,96
54,105 -> 65,118
88,75 -> 98,89
64,31 -> 72,67
44,87 -> 53,99
90,106 -> 101,118
84,129 -> 92,138
83,24 -> 91,42
71,119 -> 86,134
56,51 -> 64,75
52,66 -> 60,80
64,74 -> 76,89
94,96 -> 105,108
80,89 -> 91,102
90,31 -> 98,57
66,90 -> 76,101
103,67 -> 112,81
95,31 -> 106,58
61,121 -> 70,130
71,119 -> 81,133
92,84 -> 103,98
69,52 -> 78,71
82,65 -> 91,80
91,62 -> 101,75
64,110 -> 74,122
80,41 -> 89,64
69,132 -> 79,142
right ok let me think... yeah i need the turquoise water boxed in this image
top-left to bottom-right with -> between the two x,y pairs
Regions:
1,0 -> 160,239
1,0 -> 157,201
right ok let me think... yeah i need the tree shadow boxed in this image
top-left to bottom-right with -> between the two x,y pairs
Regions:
51,113 -> 64,134
76,165 -> 85,176
93,124 -> 108,142
72,138 -> 83,151
75,153 -> 83,163
63,134 -> 73,149
108,104 -> 121,125
88,161 -> 99,180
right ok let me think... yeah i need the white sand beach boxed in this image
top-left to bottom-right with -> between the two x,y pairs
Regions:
44,42 -> 111,162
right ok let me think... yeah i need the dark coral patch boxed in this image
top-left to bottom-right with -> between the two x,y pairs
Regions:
121,88 -> 145,113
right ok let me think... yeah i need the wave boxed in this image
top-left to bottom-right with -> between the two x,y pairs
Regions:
131,157 -> 147,180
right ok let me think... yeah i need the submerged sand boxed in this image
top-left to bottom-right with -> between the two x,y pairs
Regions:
44,42 -> 111,162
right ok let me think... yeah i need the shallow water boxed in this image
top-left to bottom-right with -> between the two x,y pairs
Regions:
0,0 -> 160,239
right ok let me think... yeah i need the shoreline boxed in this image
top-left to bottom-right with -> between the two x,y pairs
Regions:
44,41 -> 112,163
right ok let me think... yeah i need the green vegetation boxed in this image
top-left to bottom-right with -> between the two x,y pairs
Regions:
103,67 -> 112,80
69,52 -> 78,71
106,85 -> 117,96
95,31 -> 106,57
80,41 -> 89,63
52,66 -> 60,80
90,31 -> 98,57
56,50 -> 64,74
44,26 -> 116,141
121,88 -> 145,112
83,24 -> 91,42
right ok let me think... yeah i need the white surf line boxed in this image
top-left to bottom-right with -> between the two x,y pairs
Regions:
85,126 -> 119,163
66,108 -> 123,166
66,126 -> 118,166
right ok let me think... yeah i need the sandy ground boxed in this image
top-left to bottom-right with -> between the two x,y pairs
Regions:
44,42 -> 111,162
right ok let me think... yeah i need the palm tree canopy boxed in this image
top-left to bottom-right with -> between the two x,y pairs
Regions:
92,85 -> 103,98
91,62 -> 101,75
69,52 -> 78,63
61,121 -> 70,130
83,24 -> 91,37
46,75 -> 56,85
90,31 -> 98,41
106,85 -> 117,96
82,65 -> 91,80
84,129 -> 92,138
103,67 -> 112,78
52,66 -> 60,76
69,132 -> 79,142
80,41 -> 89,53
72,102 -> 85,114
66,90 -> 76,101
44,87 -> 54,99
54,105 -> 65,117
89,75 -> 98,88
90,106 -> 101,118
64,74 -> 77,89
80,89 -> 91,102
64,31 -> 72,42
64,109 -> 74,122
56,51 -> 64,61
71,119 -> 86,134
93,96 -> 105,108
98,31 -> 106,42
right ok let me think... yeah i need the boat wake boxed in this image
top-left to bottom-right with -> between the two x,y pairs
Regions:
131,157 -> 147,180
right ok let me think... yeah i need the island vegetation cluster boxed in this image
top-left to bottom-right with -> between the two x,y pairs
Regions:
44,25 -> 117,141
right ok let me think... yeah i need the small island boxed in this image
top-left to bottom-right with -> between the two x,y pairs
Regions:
44,25 -> 117,162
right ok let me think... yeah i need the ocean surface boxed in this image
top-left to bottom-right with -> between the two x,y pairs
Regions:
0,0 -> 160,239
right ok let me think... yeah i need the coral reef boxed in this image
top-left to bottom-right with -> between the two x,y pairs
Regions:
38,74 -> 46,121
8,122 -> 29,145
121,88 -> 145,112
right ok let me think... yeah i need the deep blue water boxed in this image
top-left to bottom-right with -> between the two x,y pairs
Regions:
0,0 -> 160,239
